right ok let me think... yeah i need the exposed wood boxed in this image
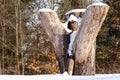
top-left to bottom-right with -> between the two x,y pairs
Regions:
74,41 -> 96,75
67,58 -> 74,75
73,4 -> 109,75
38,10 -> 66,73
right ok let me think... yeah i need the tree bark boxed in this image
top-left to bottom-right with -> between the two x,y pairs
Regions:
73,4 -> 109,75
38,10 -> 66,73
15,0 -> 20,74
19,0 -> 24,75
1,19 -> 5,74
1,0 -> 6,74
0,61 -> 1,74
73,41 -> 96,75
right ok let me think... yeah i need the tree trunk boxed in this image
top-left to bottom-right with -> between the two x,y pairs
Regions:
38,10 -> 66,73
0,61 -> 1,74
38,3 -> 109,75
67,58 -> 74,75
1,19 -> 5,74
73,4 -> 109,75
73,41 -> 96,75
15,0 -> 20,74
1,0 -> 6,74
19,0 -> 24,75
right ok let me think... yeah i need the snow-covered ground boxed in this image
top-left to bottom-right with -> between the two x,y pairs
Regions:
0,74 -> 120,80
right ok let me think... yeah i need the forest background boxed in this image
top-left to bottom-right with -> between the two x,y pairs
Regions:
0,0 -> 120,75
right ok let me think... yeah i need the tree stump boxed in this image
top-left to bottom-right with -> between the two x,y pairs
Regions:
73,3 -> 109,75
38,3 -> 109,75
38,9 -> 66,73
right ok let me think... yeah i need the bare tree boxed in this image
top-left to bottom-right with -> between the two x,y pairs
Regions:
19,0 -> 25,75
1,18 -> 5,74
15,0 -> 20,74
1,0 -> 6,74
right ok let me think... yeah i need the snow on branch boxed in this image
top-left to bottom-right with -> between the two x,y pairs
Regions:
38,8 -> 53,12
66,9 -> 86,15
87,2 -> 108,8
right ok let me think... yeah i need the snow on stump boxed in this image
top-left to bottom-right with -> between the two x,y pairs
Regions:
65,9 -> 86,19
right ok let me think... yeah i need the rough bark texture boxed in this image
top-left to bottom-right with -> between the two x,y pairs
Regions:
38,10 -> 66,73
73,5 -> 109,75
74,42 -> 96,75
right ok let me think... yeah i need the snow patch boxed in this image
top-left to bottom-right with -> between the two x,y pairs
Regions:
68,15 -> 78,22
0,74 -> 120,80
68,31 -> 77,56
95,0 -> 103,2
66,9 -> 86,15
77,17 -> 82,25
63,71 -> 69,76
38,8 -> 53,12
87,2 -> 108,8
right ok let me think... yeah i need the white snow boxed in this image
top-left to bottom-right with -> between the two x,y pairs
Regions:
62,22 -> 72,33
38,8 -> 53,12
0,74 -> 120,80
95,0 -> 103,2
54,6 -> 59,11
68,15 -> 78,22
77,17 -> 82,25
87,2 -> 108,8
68,31 -> 77,56
63,71 -> 69,76
66,9 -> 86,15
